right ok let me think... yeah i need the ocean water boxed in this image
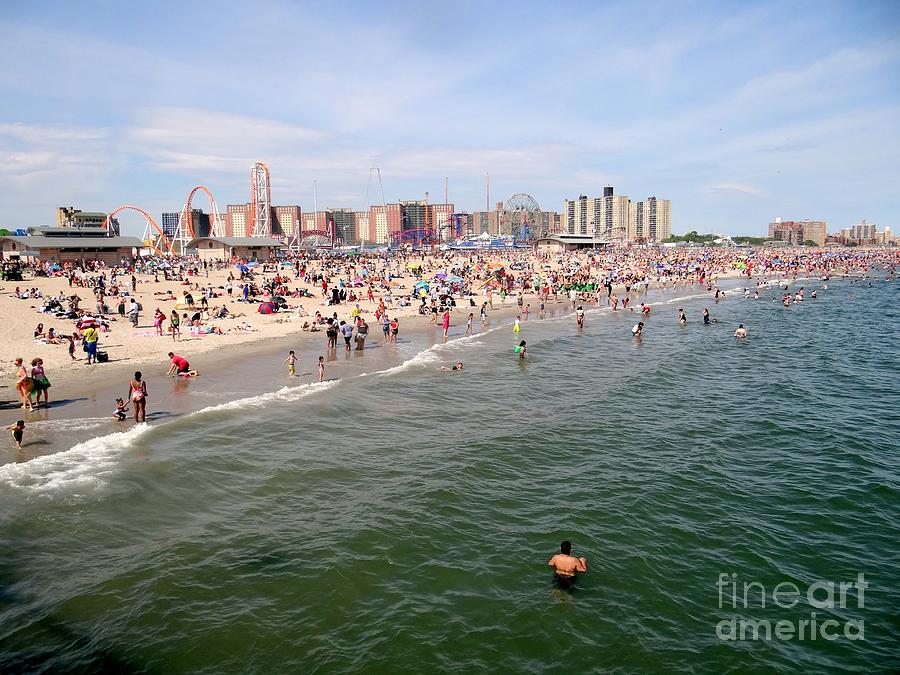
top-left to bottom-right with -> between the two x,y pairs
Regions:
1,277 -> 898,673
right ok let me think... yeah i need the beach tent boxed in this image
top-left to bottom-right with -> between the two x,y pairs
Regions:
236,264 -> 250,273
258,302 -> 277,314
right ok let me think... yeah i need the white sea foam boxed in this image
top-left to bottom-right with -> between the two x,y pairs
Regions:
0,424 -> 152,493
191,379 -> 339,414
366,346 -> 443,377
27,417 -> 110,433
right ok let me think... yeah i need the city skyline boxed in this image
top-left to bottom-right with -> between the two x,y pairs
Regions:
1,1 -> 898,236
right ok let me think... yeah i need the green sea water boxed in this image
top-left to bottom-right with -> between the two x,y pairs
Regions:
1,277 -> 898,673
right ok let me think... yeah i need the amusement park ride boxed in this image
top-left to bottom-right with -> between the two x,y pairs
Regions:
104,162 -> 547,254
104,161 -> 296,256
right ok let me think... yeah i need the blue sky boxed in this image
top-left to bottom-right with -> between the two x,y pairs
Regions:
1,0 -> 898,235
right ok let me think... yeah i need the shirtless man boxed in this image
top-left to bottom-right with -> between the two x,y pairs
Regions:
548,540 -> 587,586
734,324 -> 748,338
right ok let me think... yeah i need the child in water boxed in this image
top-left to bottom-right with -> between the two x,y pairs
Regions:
515,340 -> 527,359
283,350 -> 297,376
113,398 -> 129,421
318,356 -> 325,382
6,420 -> 24,449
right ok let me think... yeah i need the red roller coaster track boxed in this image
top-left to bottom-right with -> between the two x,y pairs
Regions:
105,205 -> 169,255
179,185 -> 222,239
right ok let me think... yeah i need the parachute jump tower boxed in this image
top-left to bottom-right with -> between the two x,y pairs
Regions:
251,162 -> 272,237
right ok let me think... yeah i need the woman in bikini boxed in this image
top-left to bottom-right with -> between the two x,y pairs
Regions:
128,371 -> 148,423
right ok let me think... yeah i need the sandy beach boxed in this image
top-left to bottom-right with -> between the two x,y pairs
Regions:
3,252 -> 747,403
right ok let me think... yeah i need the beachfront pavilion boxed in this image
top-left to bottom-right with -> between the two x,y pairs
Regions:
0,227 -> 144,265
533,234 -> 610,253
187,237 -> 279,262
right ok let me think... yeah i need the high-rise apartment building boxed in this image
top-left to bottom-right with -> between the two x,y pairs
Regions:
354,211 -> 370,244
369,204 -> 401,244
598,187 -> 632,240
226,204 -> 251,237
330,208 -> 355,244
564,188 -> 671,242
471,210 -> 500,235
161,212 -> 179,239
163,209 -> 211,238
563,195 -> 590,235
768,218 -> 826,246
431,203 -> 456,241
630,196 -> 672,242
273,205 -> 302,239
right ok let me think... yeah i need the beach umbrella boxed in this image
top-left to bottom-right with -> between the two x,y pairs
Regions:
414,280 -> 430,289
257,302 -> 277,314
236,263 -> 249,273
434,272 -> 448,279
446,275 -> 464,284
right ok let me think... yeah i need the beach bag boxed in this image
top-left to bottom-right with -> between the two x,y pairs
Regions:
97,351 -> 109,363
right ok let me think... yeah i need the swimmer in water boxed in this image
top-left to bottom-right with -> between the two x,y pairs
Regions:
575,306 -> 584,328
632,321 -> 644,337
516,340 -> 527,359
734,324 -> 748,338
678,308 -> 687,326
441,362 -> 464,371
703,308 -> 711,325
548,540 -> 587,588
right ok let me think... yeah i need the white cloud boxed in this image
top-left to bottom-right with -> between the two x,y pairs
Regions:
701,183 -> 764,197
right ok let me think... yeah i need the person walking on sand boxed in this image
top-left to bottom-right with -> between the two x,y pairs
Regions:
128,297 -> 139,327
154,308 -> 165,336
83,324 -> 99,364
170,309 -> 180,340
14,358 -> 34,411
128,371 -> 148,423
30,358 -> 50,408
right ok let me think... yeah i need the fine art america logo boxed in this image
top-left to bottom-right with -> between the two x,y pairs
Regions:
716,573 -> 867,641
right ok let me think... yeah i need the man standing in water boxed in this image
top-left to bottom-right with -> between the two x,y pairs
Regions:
548,540 -> 587,586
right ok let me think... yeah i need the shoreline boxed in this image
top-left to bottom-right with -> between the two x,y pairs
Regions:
0,271 -> 771,466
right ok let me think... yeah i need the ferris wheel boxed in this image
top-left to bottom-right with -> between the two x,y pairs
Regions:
504,193 -> 541,240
